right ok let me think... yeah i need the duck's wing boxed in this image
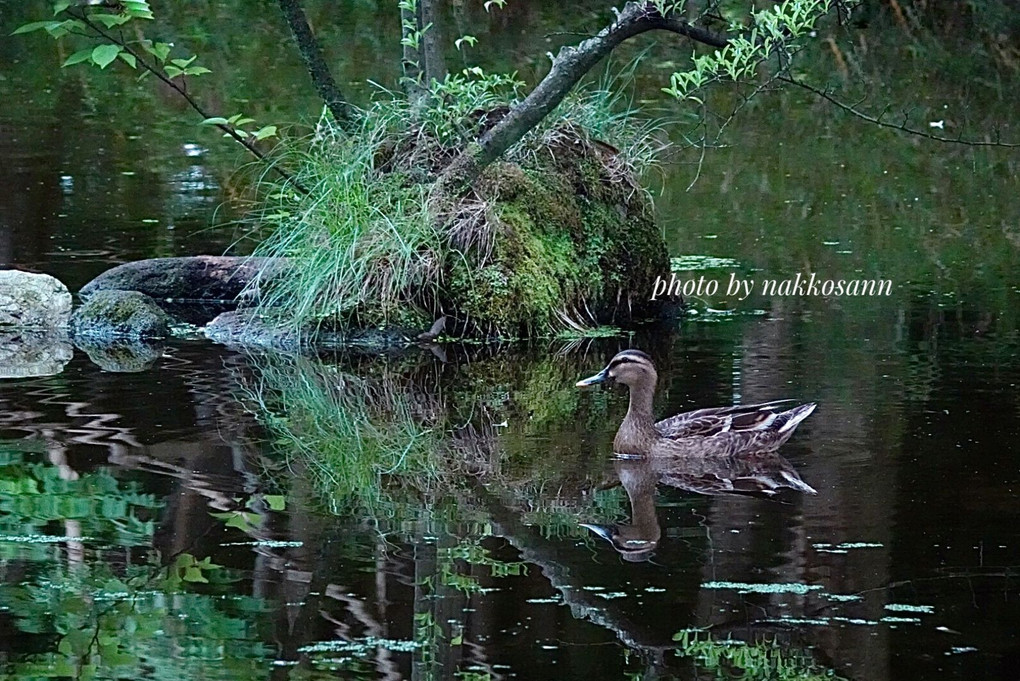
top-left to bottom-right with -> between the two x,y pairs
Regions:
655,399 -> 796,439
652,450 -> 817,496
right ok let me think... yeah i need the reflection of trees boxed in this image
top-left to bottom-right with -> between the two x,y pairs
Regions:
226,346 -> 843,679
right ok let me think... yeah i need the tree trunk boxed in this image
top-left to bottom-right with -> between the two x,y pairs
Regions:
438,2 -> 727,190
277,0 -> 355,129
419,0 -> 447,87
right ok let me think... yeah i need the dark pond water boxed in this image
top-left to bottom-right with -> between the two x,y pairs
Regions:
2,2 -> 1020,679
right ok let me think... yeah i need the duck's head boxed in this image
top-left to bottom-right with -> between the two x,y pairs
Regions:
580,523 -> 659,562
575,349 -> 657,390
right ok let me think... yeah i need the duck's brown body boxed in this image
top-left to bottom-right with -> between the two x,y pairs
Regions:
577,349 -> 816,458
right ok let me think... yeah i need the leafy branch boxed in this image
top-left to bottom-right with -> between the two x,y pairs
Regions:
13,0 -> 308,194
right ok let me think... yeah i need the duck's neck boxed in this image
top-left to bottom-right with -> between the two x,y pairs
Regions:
614,379 -> 660,455
623,464 -> 661,545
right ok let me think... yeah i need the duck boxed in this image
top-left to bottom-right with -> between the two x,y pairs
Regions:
576,349 -> 816,458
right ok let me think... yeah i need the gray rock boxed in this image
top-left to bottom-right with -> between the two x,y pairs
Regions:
70,290 -> 172,340
0,328 -> 73,378
0,270 -> 73,329
204,310 -> 301,350
79,256 -> 286,303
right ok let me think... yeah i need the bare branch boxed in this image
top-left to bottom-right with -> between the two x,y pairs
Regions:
780,75 -> 1020,148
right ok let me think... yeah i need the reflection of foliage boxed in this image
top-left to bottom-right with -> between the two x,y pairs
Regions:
0,443 -> 272,679
239,350 -> 615,524
0,446 -> 161,552
437,537 -> 528,594
3,553 -> 269,681
673,629 -> 846,680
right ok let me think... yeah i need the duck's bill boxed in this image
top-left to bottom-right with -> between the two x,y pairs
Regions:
575,367 -> 609,387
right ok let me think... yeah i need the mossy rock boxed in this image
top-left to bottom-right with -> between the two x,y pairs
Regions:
70,290 -> 172,340
444,136 -> 667,336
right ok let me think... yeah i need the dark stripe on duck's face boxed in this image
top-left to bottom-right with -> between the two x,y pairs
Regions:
612,350 -> 651,365
576,350 -> 652,387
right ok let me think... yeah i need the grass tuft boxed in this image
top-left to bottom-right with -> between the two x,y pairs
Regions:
246,64 -> 668,339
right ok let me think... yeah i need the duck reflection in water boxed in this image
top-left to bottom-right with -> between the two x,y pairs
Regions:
582,451 -> 816,561
577,349 -> 816,561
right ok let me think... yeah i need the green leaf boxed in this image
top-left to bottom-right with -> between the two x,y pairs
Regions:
53,1 -> 72,15
91,44 -> 122,69
183,566 -> 209,583
224,510 -> 257,529
200,117 -> 229,126
11,21 -> 59,35
91,13 -> 130,28
263,494 -> 285,510
169,55 -> 197,69
123,0 -> 154,19
43,18 -> 84,37
61,49 -> 93,67
164,64 -> 183,78
183,65 -> 211,76
117,52 -> 137,69
253,125 -> 278,141
141,40 -> 172,63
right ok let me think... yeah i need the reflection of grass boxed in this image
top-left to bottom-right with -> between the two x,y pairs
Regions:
673,629 -> 847,681
239,351 -> 618,526
239,353 -> 446,515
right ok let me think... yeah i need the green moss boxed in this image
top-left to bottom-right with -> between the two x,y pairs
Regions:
444,133 -> 667,337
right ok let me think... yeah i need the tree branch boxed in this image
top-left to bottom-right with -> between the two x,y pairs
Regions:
276,0 -> 355,130
779,75 -> 1020,148
75,10 -> 309,194
439,1 -> 728,190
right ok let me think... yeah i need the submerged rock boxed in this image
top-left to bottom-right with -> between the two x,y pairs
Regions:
0,270 -> 73,329
205,309 -> 411,352
70,290 -> 172,340
204,310 -> 302,350
79,256 -> 287,305
0,328 -> 73,378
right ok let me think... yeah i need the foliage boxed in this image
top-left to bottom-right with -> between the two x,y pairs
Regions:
13,0 -> 280,166
663,0 -> 845,103
250,65 -> 667,336
248,104 -> 443,331
673,629 -> 847,680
